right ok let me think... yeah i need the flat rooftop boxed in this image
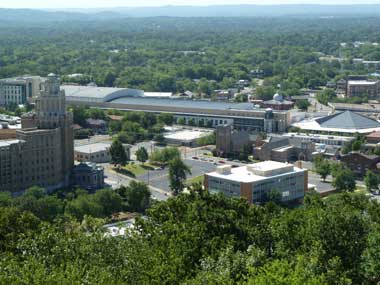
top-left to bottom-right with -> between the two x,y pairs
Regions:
144,92 -> 173,97
330,102 -> 380,112
0,124 -> 21,130
207,161 -> 304,183
348,80 -> 378,86
111,97 -> 268,112
164,129 -> 213,142
283,132 -> 354,141
74,142 -> 111,154
0,139 -> 23,148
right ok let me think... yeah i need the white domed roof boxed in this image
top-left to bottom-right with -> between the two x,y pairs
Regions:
273,93 -> 283,102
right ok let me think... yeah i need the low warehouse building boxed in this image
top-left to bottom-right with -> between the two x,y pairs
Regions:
164,129 -> 213,146
74,142 -> 131,163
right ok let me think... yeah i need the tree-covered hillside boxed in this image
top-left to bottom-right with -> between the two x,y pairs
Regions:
0,189 -> 380,284
0,17 -> 380,96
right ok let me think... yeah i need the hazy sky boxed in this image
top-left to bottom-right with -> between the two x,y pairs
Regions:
1,0 -> 380,9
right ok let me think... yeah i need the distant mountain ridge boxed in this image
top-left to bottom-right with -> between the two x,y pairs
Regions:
49,4 -> 380,17
0,8 -> 122,23
2,4 -> 380,22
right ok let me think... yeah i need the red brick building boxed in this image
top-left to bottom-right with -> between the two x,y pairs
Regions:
366,131 -> 380,144
340,152 -> 380,176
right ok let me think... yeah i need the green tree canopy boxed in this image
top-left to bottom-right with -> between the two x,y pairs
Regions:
168,157 -> 191,195
332,168 -> 356,192
136,146 -> 149,164
109,139 -> 127,167
364,170 -> 379,192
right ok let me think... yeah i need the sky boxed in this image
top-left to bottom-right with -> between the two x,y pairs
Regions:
1,0 -> 380,9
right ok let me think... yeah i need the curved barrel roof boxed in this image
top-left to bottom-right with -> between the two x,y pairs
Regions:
62,85 -> 144,103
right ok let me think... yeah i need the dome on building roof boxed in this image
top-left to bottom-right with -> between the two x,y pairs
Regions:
273,93 -> 283,102
48,73 -> 56,77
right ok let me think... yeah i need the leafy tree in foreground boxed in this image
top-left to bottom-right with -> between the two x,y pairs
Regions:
361,230 -> 380,284
364,170 -> 379,192
153,133 -> 166,145
109,139 -> 127,167
295,99 -> 310,111
136,146 -> 149,165
117,181 -> 151,213
332,168 -> 356,192
316,159 -> 331,182
158,113 -> 174,125
168,157 -> 191,195
150,147 -> 181,164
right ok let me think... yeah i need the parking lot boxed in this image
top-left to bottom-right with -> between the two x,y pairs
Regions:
137,158 -> 217,191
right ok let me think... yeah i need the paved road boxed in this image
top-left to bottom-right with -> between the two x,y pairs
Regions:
308,172 -> 335,194
104,166 -> 170,201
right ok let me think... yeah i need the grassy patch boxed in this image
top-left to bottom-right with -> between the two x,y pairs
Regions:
124,164 -> 153,176
354,185 -> 369,194
186,175 -> 204,185
114,163 -> 155,178
113,167 -> 136,178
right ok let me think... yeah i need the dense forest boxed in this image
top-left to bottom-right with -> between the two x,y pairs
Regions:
1,17 -> 380,97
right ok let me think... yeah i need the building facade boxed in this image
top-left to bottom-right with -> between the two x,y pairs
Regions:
64,89 -> 291,133
215,125 -> 255,155
340,152 -> 380,177
0,76 -> 43,106
0,74 -> 74,192
260,93 -> 294,111
204,161 -> 307,204
346,80 -> 380,98
366,131 -> 380,144
253,136 -> 315,163
71,162 -> 104,190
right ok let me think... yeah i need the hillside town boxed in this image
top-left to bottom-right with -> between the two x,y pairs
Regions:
3,72 -> 380,202
3,5 -> 380,284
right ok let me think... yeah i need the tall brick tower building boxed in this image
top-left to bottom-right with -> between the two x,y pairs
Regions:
0,74 -> 74,192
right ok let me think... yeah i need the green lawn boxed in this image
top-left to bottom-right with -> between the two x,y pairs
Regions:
186,175 -> 204,185
114,163 -> 154,178
354,185 -> 368,194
